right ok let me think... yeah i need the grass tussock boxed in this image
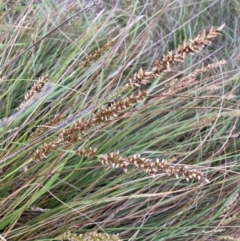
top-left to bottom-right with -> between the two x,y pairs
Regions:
1,1 -> 240,241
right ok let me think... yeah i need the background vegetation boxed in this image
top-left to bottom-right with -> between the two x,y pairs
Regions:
0,0 -> 240,240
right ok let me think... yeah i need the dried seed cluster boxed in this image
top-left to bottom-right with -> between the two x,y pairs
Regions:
32,25 -> 225,188
219,236 -> 240,241
80,40 -> 116,68
152,24 -> 225,76
17,75 -> 49,110
191,60 -> 226,77
127,68 -> 152,88
59,91 -> 146,142
57,231 -> 122,241
33,92 -> 147,162
30,114 -> 66,138
162,75 -> 195,99
33,139 -> 63,161
161,60 -> 227,100
75,147 -> 97,157
192,116 -> 216,129
125,25 -> 224,90
99,152 -> 209,183
93,91 -> 147,123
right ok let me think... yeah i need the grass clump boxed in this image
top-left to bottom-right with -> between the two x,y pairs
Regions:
1,1 -> 240,241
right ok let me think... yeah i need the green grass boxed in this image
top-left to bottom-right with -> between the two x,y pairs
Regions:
1,1 -> 240,241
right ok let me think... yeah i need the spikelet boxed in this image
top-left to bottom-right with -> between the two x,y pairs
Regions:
17,75 -> 49,111
32,92 -> 147,162
80,40 -> 116,68
32,139 -> 62,162
99,152 -> 209,183
59,91 -> 147,142
160,60 -> 227,101
93,91 -> 147,123
127,68 -> 152,88
75,147 -> 97,157
219,236 -> 240,241
152,24 -> 225,76
191,60 -> 226,77
192,116 -> 216,129
30,114 -> 66,138
57,231 -> 122,241
124,25 -> 225,89
221,111 -> 240,117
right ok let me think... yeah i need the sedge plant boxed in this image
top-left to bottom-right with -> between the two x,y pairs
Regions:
1,1 -> 240,241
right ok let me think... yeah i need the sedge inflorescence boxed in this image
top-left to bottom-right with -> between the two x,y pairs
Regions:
99,152 -> 209,183
30,24 -> 226,184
